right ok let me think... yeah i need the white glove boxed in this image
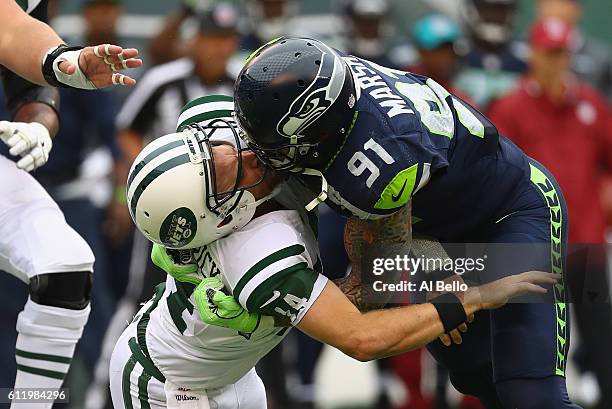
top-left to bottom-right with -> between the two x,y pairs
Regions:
0,121 -> 52,172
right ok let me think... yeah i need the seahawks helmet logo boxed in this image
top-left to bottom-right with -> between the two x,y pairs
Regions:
277,42 -> 347,139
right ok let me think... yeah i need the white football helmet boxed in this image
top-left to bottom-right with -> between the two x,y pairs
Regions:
127,117 -> 274,249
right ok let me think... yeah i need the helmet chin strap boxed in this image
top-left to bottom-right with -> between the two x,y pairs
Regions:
302,168 -> 328,211
237,185 -> 282,214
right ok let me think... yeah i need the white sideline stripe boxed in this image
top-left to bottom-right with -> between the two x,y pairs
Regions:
51,14 -> 342,38
52,15 -> 163,38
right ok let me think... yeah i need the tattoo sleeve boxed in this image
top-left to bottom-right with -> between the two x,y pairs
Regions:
334,203 -> 413,311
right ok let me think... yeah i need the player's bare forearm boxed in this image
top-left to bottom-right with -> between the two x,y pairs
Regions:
13,102 -> 59,138
334,203 -> 413,311
299,280 -> 480,362
0,1 -> 64,85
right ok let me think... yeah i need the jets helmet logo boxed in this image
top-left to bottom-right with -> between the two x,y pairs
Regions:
160,207 -> 198,248
277,42 -> 347,139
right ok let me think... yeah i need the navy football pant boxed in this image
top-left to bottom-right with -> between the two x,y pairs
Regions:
426,160 -> 580,408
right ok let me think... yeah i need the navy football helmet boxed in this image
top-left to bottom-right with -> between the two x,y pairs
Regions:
234,37 -> 357,172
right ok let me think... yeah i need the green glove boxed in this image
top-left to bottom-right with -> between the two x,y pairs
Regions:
194,277 -> 274,333
151,243 -> 201,285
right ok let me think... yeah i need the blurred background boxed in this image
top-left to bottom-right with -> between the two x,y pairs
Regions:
0,0 -> 611,408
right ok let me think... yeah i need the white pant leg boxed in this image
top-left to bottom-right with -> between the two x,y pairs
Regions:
110,322 -> 166,409
0,156 -> 94,281
208,368 -> 267,409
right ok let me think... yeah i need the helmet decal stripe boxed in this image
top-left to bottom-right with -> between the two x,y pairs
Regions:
127,146 -> 187,203
176,109 -> 233,131
180,95 -> 233,112
177,98 -> 235,131
127,139 -> 184,187
129,153 -> 190,217
245,37 -> 283,64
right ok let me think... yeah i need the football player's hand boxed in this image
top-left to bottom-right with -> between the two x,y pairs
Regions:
0,121 -> 51,172
424,275 -> 473,346
194,277 -> 273,333
439,314 -> 474,347
466,271 -> 560,310
150,243 -> 200,285
54,44 -> 142,89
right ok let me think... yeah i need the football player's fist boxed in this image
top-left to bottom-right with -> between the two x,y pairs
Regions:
150,243 -> 200,284
0,121 -> 52,172
194,277 -> 273,333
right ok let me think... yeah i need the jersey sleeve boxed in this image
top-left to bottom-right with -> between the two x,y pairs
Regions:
220,223 -> 327,326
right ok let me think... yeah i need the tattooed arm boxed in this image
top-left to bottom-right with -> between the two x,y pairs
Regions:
334,203 -> 413,311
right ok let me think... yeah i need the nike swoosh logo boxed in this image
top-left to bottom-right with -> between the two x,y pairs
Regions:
260,290 -> 281,308
392,179 -> 408,202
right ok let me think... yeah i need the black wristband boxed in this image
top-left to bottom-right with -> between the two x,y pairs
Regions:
41,44 -> 84,88
9,86 -> 60,119
431,292 -> 468,333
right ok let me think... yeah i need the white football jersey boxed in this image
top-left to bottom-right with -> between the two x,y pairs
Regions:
142,209 -> 327,390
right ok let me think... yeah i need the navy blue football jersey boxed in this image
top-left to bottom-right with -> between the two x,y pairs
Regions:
321,55 -> 530,240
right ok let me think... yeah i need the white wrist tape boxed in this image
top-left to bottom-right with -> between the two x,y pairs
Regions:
43,46 -> 97,89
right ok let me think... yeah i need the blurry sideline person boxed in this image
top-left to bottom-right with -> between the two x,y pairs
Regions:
537,0 -> 612,101
339,0 -> 396,68
0,0 -> 140,407
241,0 -> 300,51
149,0 -> 301,69
82,0 -> 121,47
409,14 -> 469,100
489,18 -> 612,409
453,0 -> 527,111
147,0 -> 213,66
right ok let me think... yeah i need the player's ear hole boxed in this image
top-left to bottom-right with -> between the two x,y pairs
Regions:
217,214 -> 233,228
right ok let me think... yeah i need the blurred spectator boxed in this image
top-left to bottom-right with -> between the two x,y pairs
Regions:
146,0 -> 212,66
240,0 -> 300,51
454,0 -> 527,111
489,18 -> 612,409
409,14 -> 467,97
82,0 -> 121,46
537,0 -> 612,101
339,0 -> 396,68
